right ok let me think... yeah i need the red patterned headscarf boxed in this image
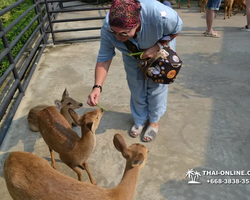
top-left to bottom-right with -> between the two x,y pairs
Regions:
109,0 -> 141,29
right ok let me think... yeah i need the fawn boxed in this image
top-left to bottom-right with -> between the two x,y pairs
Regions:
37,106 -> 103,184
4,134 -> 149,200
27,88 -> 83,131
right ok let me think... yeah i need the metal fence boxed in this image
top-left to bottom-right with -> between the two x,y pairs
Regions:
44,0 -> 111,43
0,0 -> 50,145
0,0 -> 110,146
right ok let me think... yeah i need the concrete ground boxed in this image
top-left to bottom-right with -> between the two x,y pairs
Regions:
1,2 -> 250,200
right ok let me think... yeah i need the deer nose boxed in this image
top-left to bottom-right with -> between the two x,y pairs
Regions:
79,103 -> 83,107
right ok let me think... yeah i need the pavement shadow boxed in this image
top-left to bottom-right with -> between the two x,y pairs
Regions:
0,152 -> 11,179
67,106 -> 134,135
0,106 -> 133,153
0,115 -> 41,153
43,157 -> 63,164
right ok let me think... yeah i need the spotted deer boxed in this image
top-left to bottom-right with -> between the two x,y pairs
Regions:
27,88 -> 83,132
4,134 -> 148,200
37,106 -> 103,184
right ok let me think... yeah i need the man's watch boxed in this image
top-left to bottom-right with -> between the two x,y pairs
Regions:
92,85 -> 102,93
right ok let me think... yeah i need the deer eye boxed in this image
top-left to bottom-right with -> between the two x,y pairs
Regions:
67,102 -> 72,105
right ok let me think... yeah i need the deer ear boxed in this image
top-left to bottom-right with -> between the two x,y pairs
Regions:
131,153 -> 144,167
63,88 -> 69,98
113,134 -> 130,158
54,100 -> 62,109
68,108 -> 80,126
86,122 -> 95,132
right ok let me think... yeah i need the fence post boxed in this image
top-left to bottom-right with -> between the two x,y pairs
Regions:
44,0 -> 56,43
33,0 -> 47,45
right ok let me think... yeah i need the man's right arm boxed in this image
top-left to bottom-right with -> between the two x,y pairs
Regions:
93,59 -> 112,92
87,23 -> 115,106
87,59 -> 112,106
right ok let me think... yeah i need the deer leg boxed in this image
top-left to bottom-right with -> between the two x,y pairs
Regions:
229,4 -> 233,18
234,7 -> 240,15
49,146 -> 56,169
224,6 -> 227,19
243,4 -> 246,16
83,162 -> 96,185
232,3 -> 235,11
72,166 -> 82,181
188,0 -> 190,7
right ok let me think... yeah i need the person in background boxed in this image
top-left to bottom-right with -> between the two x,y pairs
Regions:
87,0 -> 182,142
240,0 -> 250,31
204,0 -> 221,38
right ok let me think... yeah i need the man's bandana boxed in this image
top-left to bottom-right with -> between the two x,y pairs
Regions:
109,0 -> 141,29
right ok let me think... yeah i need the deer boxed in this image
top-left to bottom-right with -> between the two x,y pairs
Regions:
4,134 -> 149,200
200,0 -> 208,13
232,0 -> 246,16
224,0 -> 235,19
27,88 -> 83,132
37,106 -> 104,184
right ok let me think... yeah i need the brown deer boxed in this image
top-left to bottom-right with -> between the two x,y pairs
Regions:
27,88 -> 83,131
4,134 -> 149,200
233,0 -> 246,16
37,106 -> 103,184
224,0 -> 235,19
200,0 -> 208,12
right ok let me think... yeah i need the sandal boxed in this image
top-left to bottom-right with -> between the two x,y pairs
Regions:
203,30 -> 218,34
205,32 -> 220,38
129,124 -> 145,138
240,25 -> 250,31
142,126 -> 158,142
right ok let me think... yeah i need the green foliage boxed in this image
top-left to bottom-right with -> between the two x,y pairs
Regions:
0,0 -> 16,24
0,0 -> 37,77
